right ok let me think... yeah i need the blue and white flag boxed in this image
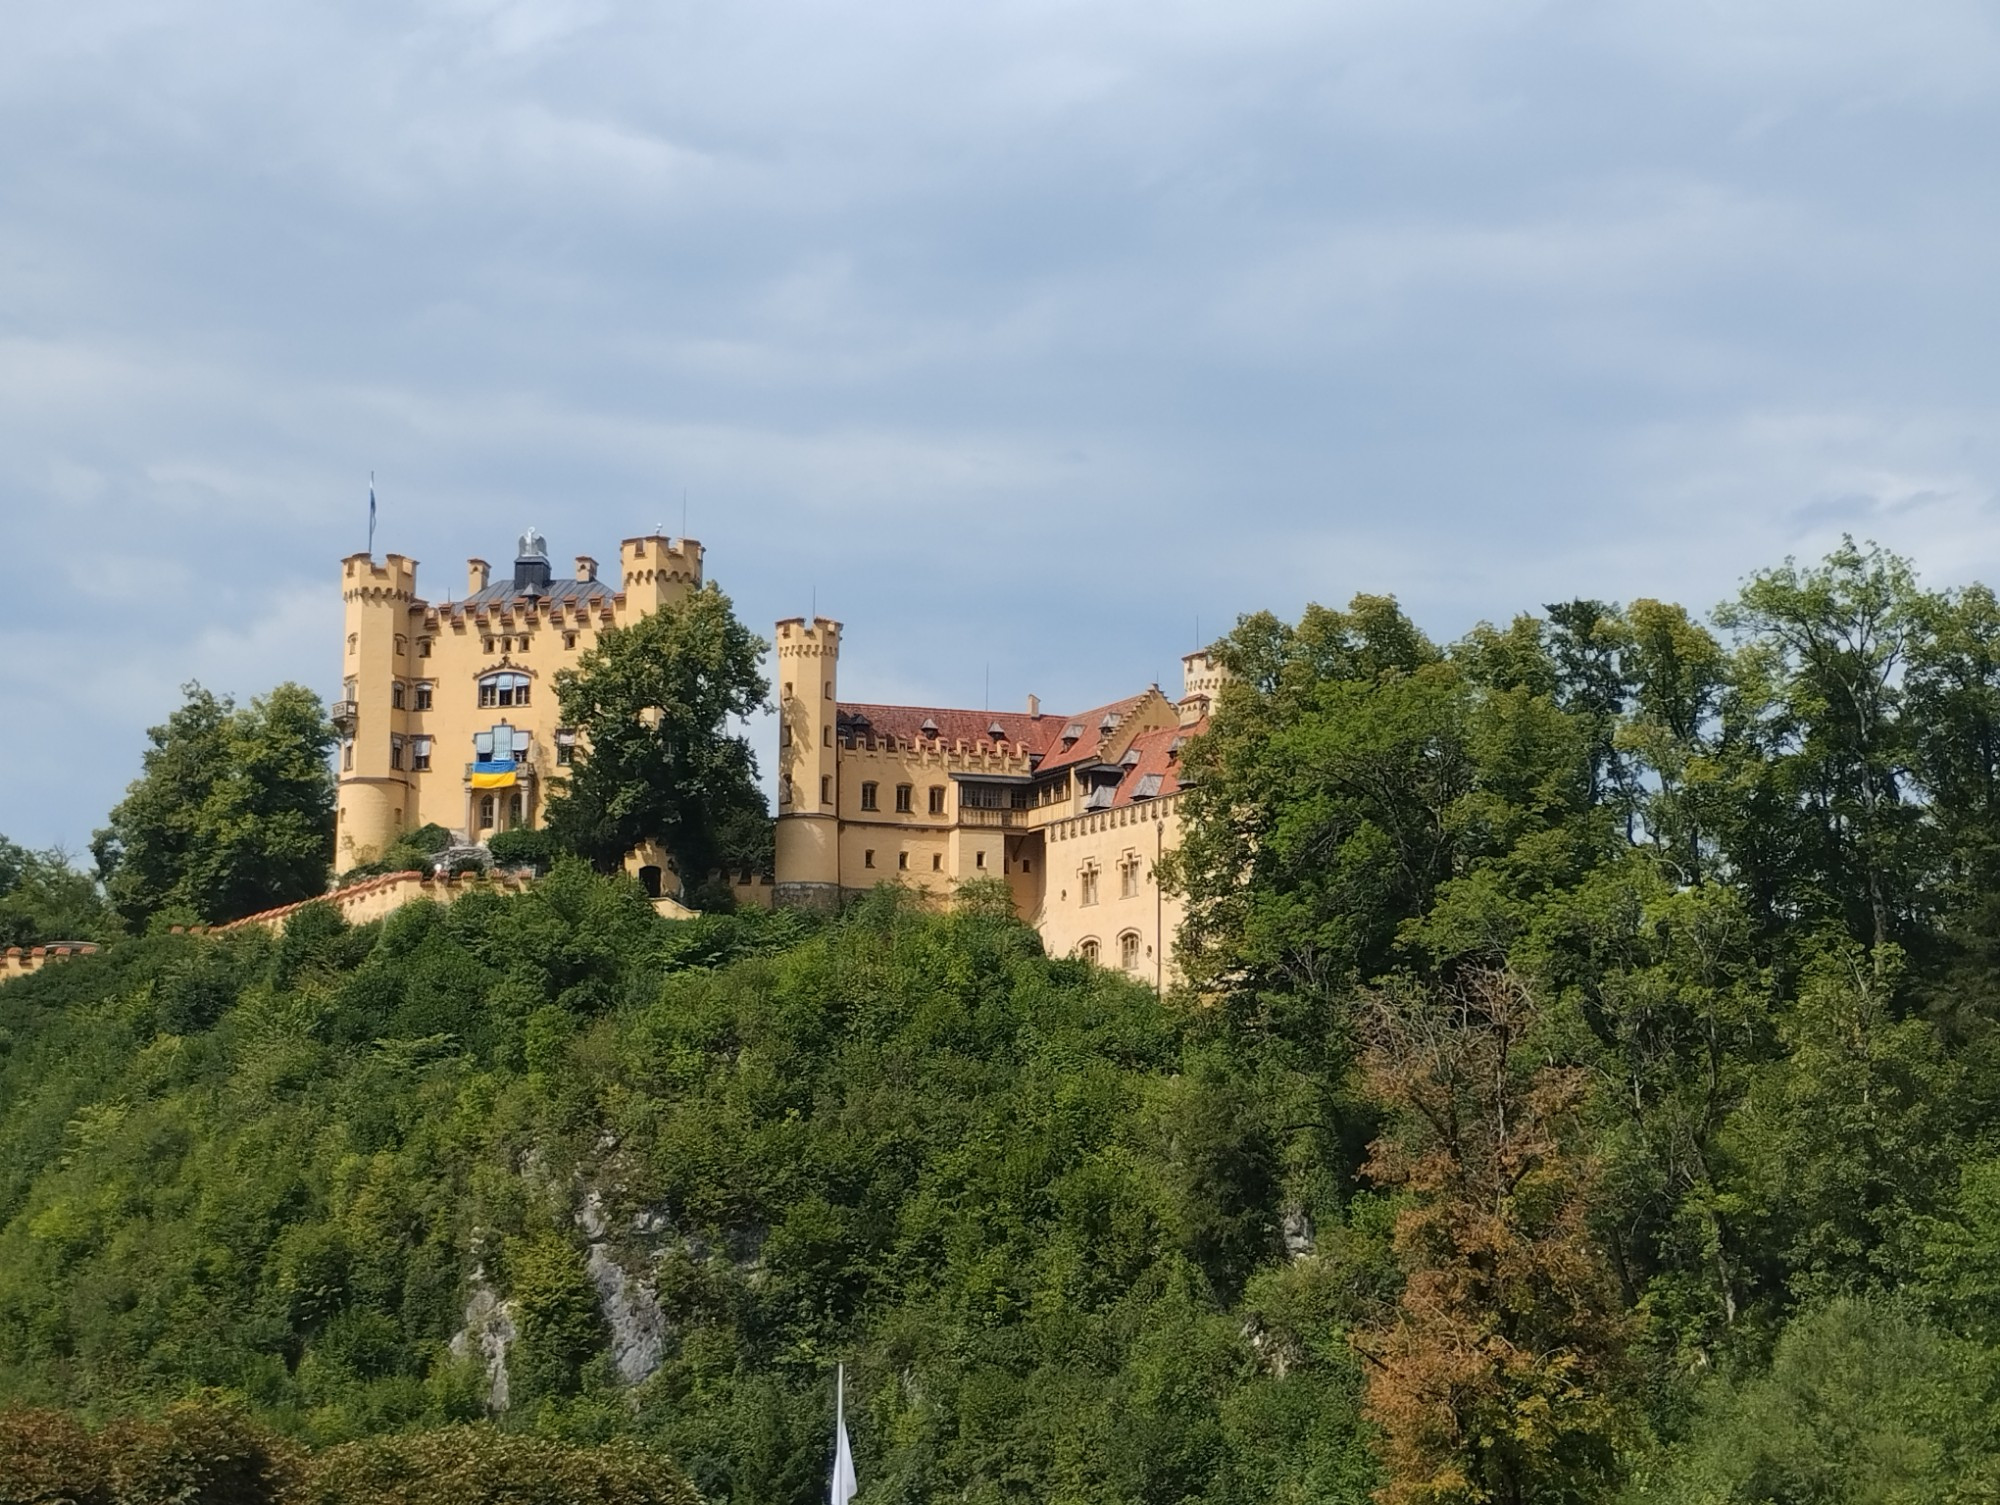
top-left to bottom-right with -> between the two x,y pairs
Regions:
830,1363 -> 858,1505
368,474 -> 378,556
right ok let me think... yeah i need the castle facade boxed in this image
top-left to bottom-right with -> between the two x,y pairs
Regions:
335,531 -> 1215,981
334,530 -> 702,880
771,615 -> 1223,987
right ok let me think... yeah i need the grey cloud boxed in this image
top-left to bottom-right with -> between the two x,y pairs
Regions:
6,0 -> 2000,845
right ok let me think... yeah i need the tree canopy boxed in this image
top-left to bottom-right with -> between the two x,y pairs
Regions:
545,585 -> 770,901
90,682 -> 335,930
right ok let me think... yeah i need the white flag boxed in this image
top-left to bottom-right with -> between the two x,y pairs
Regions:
830,1362 -> 858,1505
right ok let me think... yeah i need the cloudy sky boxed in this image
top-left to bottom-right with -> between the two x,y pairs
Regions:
5,0 -> 2000,851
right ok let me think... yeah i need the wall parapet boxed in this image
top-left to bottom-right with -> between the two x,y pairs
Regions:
1044,792 -> 1182,843
1,942 -> 102,986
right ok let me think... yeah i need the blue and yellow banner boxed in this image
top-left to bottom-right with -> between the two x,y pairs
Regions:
470,759 -> 517,790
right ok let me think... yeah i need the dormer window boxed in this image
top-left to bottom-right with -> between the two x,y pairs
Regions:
921,717 -> 939,737
1062,721 -> 1085,741
1120,747 -> 1141,767
1100,713 -> 1119,732
988,722 -> 1005,740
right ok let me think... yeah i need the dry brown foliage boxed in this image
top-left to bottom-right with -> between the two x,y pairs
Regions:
1354,969 -> 1635,1505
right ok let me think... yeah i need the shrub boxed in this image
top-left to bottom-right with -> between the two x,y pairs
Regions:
486,828 -> 560,870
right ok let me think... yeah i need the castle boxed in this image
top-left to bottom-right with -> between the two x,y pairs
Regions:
771,617 -> 1223,986
334,528 -> 702,893
336,532 -> 1217,982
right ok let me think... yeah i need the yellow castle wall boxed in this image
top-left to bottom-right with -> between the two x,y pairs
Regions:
1038,795 -> 1188,989
335,535 -> 702,871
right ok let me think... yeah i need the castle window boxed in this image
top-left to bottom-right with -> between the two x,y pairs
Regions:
412,736 -> 432,772
975,851 -> 986,869
1119,931 -> 1141,971
341,737 -> 354,772
508,792 -> 524,827
389,735 -> 405,771
895,784 -> 912,813
864,849 -> 875,868
823,726 -> 831,747
344,677 -> 357,702
825,681 -> 833,699
419,638 -> 432,658
821,775 -> 831,805
929,785 -> 946,816
395,635 -> 408,656
346,633 -> 357,657
932,854 -> 942,871
1022,858 -> 1032,874
564,633 -> 577,650
479,795 -> 496,830
415,682 -> 433,711
1121,858 -> 1139,899
860,782 -> 879,811
556,729 -> 576,766
1079,938 -> 1100,964
897,851 -> 908,870
479,672 -> 531,709
1080,866 -> 1099,906
779,721 -> 791,747
482,638 -> 494,654
391,681 -> 405,710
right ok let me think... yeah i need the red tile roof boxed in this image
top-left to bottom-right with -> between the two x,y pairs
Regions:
1033,694 -> 1157,774
1106,717 -> 1205,808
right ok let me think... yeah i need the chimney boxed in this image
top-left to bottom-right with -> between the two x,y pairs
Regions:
468,558 -> 490,594
575,556 -> 597,583
1027,693 -> 1040,718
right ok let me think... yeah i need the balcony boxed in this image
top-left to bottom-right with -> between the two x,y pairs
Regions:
330,700 -> 359,730
958,807 -> 1028,828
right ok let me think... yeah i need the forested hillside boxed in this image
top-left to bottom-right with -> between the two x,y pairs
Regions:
0,877 -> 1373,1504
9,538 -> 2000,1504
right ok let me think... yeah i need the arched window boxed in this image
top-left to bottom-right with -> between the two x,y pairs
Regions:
479,794 -> 497,830
1118,931 -> 1141,971
479,672 -> 531,709
1078,938 -> 1100,964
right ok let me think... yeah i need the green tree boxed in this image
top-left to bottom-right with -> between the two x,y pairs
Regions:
0,839 -> 117,946
545,586 -> 769,902
92,682 -> 335,929
1713,539 -> 1931,958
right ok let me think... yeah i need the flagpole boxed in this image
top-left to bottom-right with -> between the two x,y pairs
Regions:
830,1361 -> 858,1505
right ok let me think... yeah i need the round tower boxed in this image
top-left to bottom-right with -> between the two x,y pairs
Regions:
334,551 -> 419,870
773,615 -> 842,910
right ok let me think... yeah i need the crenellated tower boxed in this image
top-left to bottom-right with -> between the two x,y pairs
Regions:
335,552 -> 419,867
620,534 -> 704,612
1179,647 -> 1229,726
772,615 -> 842,908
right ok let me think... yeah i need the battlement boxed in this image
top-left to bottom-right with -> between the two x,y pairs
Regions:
0,942 -> 101,987
619,535 -> 703,590
342,552 -> 419,603
776,616 -> 843,656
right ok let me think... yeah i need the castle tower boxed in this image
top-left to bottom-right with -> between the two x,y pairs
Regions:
335,551 -> 419,868
1179,647 -> 1228,726
619,534 -> 704,612
773,615 -> 842,909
